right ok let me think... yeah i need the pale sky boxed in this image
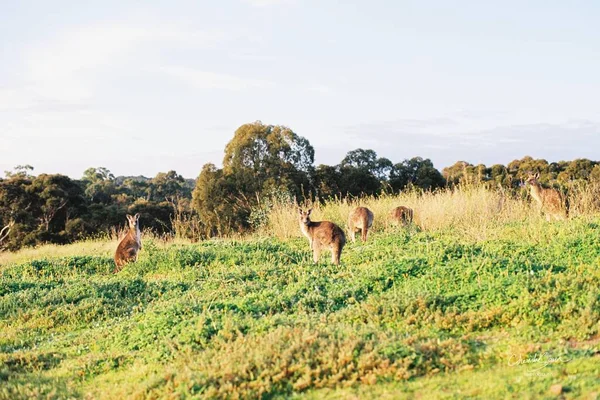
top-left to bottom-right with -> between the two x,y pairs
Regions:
1,0 -> 600,179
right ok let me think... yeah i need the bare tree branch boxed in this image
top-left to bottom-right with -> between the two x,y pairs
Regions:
0,220 -> 14,249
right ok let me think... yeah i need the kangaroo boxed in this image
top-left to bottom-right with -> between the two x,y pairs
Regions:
298,208 -> 346,265
114,213 -> 142,272
348,206 -> 374,243
390,206 -> 413,226
524,173 -> 567,221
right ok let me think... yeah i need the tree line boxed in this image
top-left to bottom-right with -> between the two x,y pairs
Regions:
2,121 -> 599,251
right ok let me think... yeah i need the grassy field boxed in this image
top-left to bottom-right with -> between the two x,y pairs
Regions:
1,190 -> 600,399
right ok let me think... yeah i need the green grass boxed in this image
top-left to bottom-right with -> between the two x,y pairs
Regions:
1,220 -> 599,399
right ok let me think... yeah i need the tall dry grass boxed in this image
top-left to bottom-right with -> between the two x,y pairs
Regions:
566,180 -> 600,217
256,183 -> 600,242
0,225 -> 194,267
0,238 -> 115,266
4,182 -> 600,265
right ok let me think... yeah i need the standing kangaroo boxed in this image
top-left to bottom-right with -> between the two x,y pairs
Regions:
114,213 -> 142,272
298,208 -> 346,265
348,206 -> 374,243
390,206 -> 413,226
524,173 -> 567,221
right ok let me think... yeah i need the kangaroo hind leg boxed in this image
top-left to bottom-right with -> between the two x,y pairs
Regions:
312,242 -> 321,264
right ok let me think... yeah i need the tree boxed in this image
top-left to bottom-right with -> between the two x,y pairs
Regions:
191,122 -> 316,236
83,167 -> 114,182
4,165 -> 34,179
330,149 -> 396,196
0,176 -> 33,224
223,121 -> 315,197
591,165 -> 600,182
128,199 -> 173,234
443,161 -> 470,186
192,163 -> 248,236
338,166 -> 382,197
340,149 -> 393,180
0,173 -> 87,249
374,157 -> 394,181
0,219 -> 13,250
557,159 -> 597,183
81,167 -> 117,204
314,162 -> 383,199
29,174 -> 86,237
0,176 -> 36,250
489,164 -> 513,187
465,164 -> 490,185
391,157 -> 445,191
341,148 -> 378,170
507,156 -> 553,182
148,170 -> 191,202
314,165 -> 343,199
121,178 -> 150,200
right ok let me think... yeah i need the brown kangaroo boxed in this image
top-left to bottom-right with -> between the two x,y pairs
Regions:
524,173 -> 567,221
298,208 -> 346,265
114,213 -> 142,272
348,206 -> 374,243
390,206 -> 413,226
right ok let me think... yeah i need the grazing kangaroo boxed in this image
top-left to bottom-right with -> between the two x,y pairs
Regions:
390,206 -> 413,226
114,213 -> 142,272
298,208 -> 346,265
524,173 -> 567,221
348,206 -> 374,243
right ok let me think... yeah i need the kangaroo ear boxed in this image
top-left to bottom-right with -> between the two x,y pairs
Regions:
134,213 -> 140,219
535,172 -> 540,179
307,208 -> 312,215
298,208 -> 303,215
126,214 -> 132,220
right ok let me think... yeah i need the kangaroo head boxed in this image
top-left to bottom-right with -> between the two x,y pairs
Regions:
298,208 -> 312,226
126,213 -> 140,230
524,172 -> 540,186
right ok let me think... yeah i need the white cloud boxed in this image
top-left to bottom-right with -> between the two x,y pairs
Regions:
13,22 -> 230,107
0,88 -> 39,111
305,84 -> 334,95
27,25 -> 145,78
159,66 -> 274,91
243,0 -> 294,7
23,25 -> 145,103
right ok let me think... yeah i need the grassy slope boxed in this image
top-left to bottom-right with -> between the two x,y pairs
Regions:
1,220 -> 599,399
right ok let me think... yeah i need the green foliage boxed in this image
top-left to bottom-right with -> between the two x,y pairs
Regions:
192,163 -> 243,236
340,148 -> 393,180
3,165 -> 34,179
389,157 -> 446,192
0,174 -> 87,250
558,158 -> 598,183
4,148 -> 600,249
1,220 -> 599,398
147,170 -> 191,202
315,149 -> 391,198
313,164 -> 344,199
223,121 -> 315,196
248,189 -> 295,230
336,165 -> 382,197
193,122 -> 316,235
30,174 -> 87,233
0,167 -> 197,251
82,167 -> 117,204
442,156 -> 600,197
